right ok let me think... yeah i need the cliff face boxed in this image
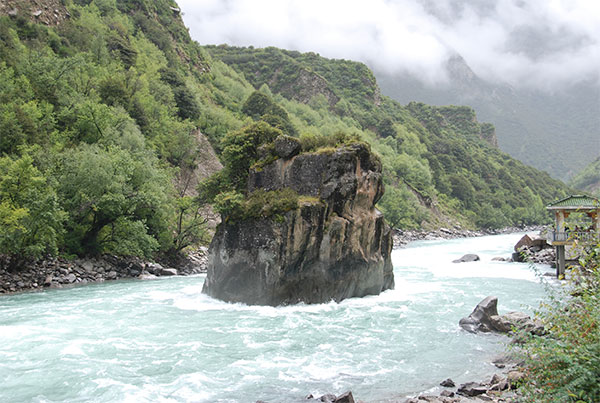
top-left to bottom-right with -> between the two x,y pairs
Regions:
202,143 -> 394,305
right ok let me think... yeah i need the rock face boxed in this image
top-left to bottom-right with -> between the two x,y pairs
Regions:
203,143 -> 394,305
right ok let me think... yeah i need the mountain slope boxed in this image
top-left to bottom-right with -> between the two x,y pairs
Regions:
570,158 -> 600,196
0,0 -> 570,263
206,45 -> 569,229
374,56 -> 600,181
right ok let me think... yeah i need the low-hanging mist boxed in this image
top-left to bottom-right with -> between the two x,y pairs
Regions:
179,0 -> 600,90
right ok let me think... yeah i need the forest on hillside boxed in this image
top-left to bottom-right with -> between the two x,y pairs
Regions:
570,158 -> 600,196
0,0 -> 569,263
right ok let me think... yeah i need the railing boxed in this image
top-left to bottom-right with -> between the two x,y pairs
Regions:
550,231 -> 600,243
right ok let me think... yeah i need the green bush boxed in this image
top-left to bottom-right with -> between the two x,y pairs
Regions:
244,188 -> 299,219
213,190 -> 245,222
214,188 -> 299,222
516,242 -> 600,402
298,131 -> 359,152
220,121 -> 282,190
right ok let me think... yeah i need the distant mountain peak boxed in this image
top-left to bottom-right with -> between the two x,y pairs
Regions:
446,54 -> 477,84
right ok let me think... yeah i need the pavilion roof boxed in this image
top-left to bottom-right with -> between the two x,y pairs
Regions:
547,195 -> 600,210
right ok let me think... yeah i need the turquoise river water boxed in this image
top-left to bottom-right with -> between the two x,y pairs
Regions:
0,233 -> 554,402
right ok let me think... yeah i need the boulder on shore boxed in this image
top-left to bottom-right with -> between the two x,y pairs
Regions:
512,232 -> 555,266
514,233 -> 548,252
440,378 -> 455,387
306,391 -> 355,403
459,296 -> 499,332
457,382 -> 488,397
459,296 -> 545,335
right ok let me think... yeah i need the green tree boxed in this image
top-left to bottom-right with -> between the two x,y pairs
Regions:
241,91 -> 273,118
0,155 -> 65,263
159,67 -> 200,120
241,91 -> 297,135
170,195 -> 210,254
56,145 -> 170,257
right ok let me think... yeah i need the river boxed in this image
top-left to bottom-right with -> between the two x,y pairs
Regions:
0,233 -> 553,402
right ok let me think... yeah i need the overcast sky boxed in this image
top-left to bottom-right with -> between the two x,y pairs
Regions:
178,0 -> 600,89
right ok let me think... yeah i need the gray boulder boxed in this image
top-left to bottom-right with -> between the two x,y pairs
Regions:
334,392 -> 355,403
44,275 -> 53,287
145,262 -> 163,275
459,296 -> 499,332
440,378 -> 455,387
489,374 -> 509,391
460,296 -> 545,335
507,370 -> 526,388
491,311 -> 544,335
514,234 -> 534,251
159,268 -> 178,276
452,254 -> 480,263
82,261 -> 94,272
139,272 -> 158,280
457,382 -> 487,397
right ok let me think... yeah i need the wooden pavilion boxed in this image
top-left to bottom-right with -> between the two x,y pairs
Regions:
547,195 -> 600,277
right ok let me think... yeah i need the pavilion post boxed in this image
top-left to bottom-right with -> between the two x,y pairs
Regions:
556,245 -> 566,278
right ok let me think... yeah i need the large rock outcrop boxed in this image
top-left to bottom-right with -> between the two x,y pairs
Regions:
202,143 -> 394,305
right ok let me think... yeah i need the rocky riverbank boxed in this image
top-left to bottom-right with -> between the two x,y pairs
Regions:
394,226 -> 557,269
299,361 -> 525,403
392,226 -> 542,248
399,296 -> 541,403
2,226 -> 546,297
0,247 -> 208,295
400,363 -> 525,403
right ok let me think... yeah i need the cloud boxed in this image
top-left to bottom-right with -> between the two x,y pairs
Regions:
178,0 -> 600,89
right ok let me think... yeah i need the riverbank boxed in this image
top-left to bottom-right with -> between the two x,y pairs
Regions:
1,225 -> 546,296
0,248 -> 208,295
399,361 -> 524,402
392,226 -> 543,248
